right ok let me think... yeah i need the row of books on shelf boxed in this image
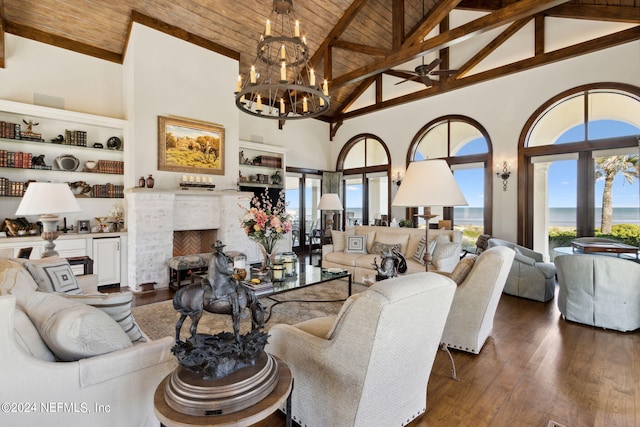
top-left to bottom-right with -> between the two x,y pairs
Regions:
0,178 -> 26,197
92,183 -> 124,199
1,122 -> 44,142
0,151 -> 40,169
94,160 -> 124,174
242,280 -> 274,296
64,130 -> 88,147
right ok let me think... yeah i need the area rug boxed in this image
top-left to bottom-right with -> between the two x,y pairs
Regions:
132,280 -> 366,341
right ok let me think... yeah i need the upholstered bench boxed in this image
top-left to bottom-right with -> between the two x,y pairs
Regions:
168,253 -> 213,290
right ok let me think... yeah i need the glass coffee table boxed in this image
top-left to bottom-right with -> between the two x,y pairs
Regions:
243,263 -> 352,322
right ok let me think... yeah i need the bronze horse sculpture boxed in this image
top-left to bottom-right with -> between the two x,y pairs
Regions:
173,241 -> 265,343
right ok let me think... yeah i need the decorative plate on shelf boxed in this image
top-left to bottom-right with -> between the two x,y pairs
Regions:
107,136 -> 122,150
54,154 -> 80,171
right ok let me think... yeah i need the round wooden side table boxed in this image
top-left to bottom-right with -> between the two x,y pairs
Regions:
154,356 -> 292,427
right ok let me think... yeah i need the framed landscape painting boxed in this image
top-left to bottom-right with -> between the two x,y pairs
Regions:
158,116 -> 225,175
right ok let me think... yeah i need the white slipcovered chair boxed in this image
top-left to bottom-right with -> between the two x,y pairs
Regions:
441,246 -> 515,354
487,237 -> 556,302
555,254 -> 640,332
266,272 -> 456,427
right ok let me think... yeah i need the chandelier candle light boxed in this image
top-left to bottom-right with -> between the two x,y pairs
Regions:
235,0 -> 330,120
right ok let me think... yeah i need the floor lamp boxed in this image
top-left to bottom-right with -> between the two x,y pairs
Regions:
16,182 -> 81,257
317,193 -> 344,238
392,160 -> 467,271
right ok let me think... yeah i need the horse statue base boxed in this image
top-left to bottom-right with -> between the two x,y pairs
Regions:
172,330 -> 269,380
165,349 -> 279,416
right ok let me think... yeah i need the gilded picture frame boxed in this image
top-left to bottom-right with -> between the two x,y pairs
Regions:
158,116 -> 225,175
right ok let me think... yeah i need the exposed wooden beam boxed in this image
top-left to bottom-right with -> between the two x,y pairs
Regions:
339,76 -> 377,114
456,18 -> 529,78
0,0 -> 5,69
392,0 -> 404,50
309,0 -> 370,69
456,0 -> 501,11
331,40 -> 392,57
403,0 -> 463,48
439,15 -> 450,71
333,26 -> 640,122
547,4 -> 640,24
535,15 -> 544,56
331,0 -> 571,89
129,11 -> 239,61
4,21 -> 123,63
375,74 -> 382,104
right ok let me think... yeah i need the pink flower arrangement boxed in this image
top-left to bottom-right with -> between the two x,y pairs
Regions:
240,189 -> 292,255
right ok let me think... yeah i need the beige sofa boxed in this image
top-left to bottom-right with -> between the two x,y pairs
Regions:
0,258 -> 176,427
322,225 -> 462,284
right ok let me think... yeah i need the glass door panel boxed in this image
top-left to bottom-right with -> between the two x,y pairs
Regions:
367,173 -> 388,225
285,175 -> 301,250
344,177 -> 363,226
305,176 -> 322,250
453,167 -> 484,251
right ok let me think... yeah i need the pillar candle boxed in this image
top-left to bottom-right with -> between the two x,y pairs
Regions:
323,79 -> 328,96
250,66 -> 256,84
309,69 -> 315,86
281,62 -> 287,81
303,97 -> 308,113
256,94 -> 262,110
280,44 -> 286,60
294,20 -> 300,37
236,75 -> 242,92
280,98 -> 285,113
265,19 -> 271,37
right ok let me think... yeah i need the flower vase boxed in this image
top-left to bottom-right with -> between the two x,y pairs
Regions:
259,245 -> 276,271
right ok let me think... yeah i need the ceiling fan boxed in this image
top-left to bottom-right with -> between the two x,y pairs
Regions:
393,58 -> 458,87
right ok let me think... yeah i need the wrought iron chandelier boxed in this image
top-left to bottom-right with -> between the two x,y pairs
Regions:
235,0 -> 330,120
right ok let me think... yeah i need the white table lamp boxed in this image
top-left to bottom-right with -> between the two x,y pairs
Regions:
317,193 -> 344,236
16,182 -> 82,257
392,160 -> 467,270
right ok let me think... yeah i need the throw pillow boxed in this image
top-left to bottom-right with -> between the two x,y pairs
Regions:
0,259 -> 38,297
412,238 -> 437,266
331,230 -> 346,252
372,232 -> 410,254
63,292 -> 146,343
433,241 -> 460,261
24,258 -> 82,295
21,291 -> 132,361
370,241 -> 401,254
345,235 -> 368,254
13,307 -> 55,361
449,255 -> 478,285
435,233 -> 451,244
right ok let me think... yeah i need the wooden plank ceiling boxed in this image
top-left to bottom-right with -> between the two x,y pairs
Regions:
1,0 -> 639,130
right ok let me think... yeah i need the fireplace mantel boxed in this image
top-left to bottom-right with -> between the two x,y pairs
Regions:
125,189 -> 255,290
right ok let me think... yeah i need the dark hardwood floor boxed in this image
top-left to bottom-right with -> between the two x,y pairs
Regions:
134,270 -> 639,426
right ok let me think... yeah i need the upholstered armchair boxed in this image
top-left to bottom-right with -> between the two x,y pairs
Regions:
266,272 -> 456,427
441,246 -> 515,354
555,254 -> 640,332
487,238 -> 556,302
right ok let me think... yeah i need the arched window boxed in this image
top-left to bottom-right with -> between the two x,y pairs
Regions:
337,134 -> 391,227
408,116 -> 493,250
518,83 -> 640,258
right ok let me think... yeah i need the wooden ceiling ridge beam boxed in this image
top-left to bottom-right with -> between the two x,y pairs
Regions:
0,0 -> 5,69
309,0 -> 370,69
331,0 -> 571,89
456,17 -> 531,78
546,4 -> 640,24
402,0 -> 463,48
335,26 -> 640,122
3,20 -> 123,64
331,39 -> 392,57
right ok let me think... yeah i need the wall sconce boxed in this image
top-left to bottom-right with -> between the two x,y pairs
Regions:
392,171 -> 403,187
496,161 -> 511,191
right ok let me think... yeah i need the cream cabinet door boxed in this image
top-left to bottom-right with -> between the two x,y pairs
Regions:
92,237 -> 121,286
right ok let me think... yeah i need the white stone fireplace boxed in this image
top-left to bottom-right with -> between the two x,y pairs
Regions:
125,189 -> 258,291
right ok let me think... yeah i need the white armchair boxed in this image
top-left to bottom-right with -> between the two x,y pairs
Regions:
441,246 -> 515,354
266,272 -> 456,427
555,254 -> 640,332
487,238 -> 556,302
